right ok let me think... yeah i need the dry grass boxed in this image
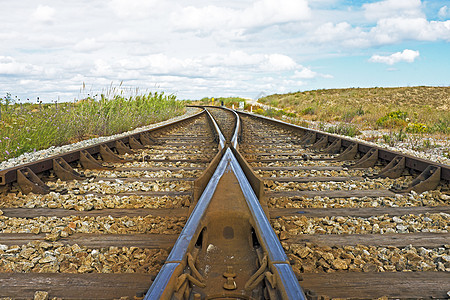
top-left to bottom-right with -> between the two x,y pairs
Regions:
258,86 -> 450,133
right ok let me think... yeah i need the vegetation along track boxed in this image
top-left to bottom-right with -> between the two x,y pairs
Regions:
0,106 -> 449,299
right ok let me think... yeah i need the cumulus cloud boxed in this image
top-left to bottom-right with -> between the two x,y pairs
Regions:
0,56 -> 42,75
32,5 -> 56,24
369,49 -> 419,65
1,1 -> 448,101
114,51 -> 302,77
171,0 -> 311,32
109,0 -> 160,18
293,68 -> 317,79
370,18 -> 450,43
261,54 -> 298,71
363,0 -> 423,21
309,16 -> 450,48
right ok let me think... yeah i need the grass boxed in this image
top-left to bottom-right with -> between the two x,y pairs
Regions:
188,97 -> 247,108
0,92 -> 184,162
258,86 -> 450,134
324,123 -> 361,137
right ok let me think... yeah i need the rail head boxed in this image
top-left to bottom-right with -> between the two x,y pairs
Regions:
237,110 -> 450,183
225,107 -> 240,149
204,109 -> 226,150
144,148 -> 230,299
147,148 -> 305,299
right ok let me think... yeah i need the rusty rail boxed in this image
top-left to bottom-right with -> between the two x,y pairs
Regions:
146,107 -> 306,299
237,110 -> 450,186
0,110 -> 206,186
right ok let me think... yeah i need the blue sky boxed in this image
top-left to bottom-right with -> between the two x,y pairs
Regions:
0,0 -> 449,102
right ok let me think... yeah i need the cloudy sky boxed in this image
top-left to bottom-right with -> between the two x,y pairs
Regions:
1,0 -> 449,102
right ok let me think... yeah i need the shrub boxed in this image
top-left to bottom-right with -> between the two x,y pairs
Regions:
254,108 -> 264,115
376,110 -> 408,128
430,118 -> 450,134
301,107 -> 316,115
326,123 -> 361,137
406,122 -> 428,133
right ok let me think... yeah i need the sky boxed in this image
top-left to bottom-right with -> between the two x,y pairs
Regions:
0,0 -> 449,102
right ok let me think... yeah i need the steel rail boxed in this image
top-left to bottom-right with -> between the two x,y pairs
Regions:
144,147 -> 231,299
237,110 -> 450,183
227,149 -> 306,299
204,109 -> 226,150
144,107 -> 227,299
226,107 -> 241,149
146,106 -> 305,299
0,109 -> 206,185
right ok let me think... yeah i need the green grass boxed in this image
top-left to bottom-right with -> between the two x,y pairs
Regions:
191,96 -> 247,108
325,123 -> 361,137
0,92 -> 184,162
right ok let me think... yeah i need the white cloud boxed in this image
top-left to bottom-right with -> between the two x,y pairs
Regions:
369,49 -> 420,65
309,17 -> 450,48
438,6 -> 449,19
91,59 -> 114,77
370,18 -> 450,43
312,22 -> 366,44
32,5 -> 56,24
171,0 -> 311,33
1,1 -> 449,102
261,54 -> 298,71
363,0 -> 423,21
0,56 -> 42,75
293,68 -> 317,79
109,0 -> 160,18
74,38 -> 104,52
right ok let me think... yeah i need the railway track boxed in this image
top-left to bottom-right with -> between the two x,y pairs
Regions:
0,106 -> 449,299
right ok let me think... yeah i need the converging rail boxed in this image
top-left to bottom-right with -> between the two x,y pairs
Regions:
0,105 -> 449,299
146,107 -> 305,299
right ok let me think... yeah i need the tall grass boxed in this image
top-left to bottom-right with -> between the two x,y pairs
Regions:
0,92 -> 184,162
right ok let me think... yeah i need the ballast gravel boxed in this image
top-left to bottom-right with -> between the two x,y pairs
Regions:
269,190 -> 449,208
272,213 -> 449,235
0,242 -> 167,274
0,215 -> 186,236
0,193 -> 192,209
285,243 -> 450,273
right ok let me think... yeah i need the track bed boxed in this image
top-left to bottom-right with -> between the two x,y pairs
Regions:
0,107 -> 449,299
